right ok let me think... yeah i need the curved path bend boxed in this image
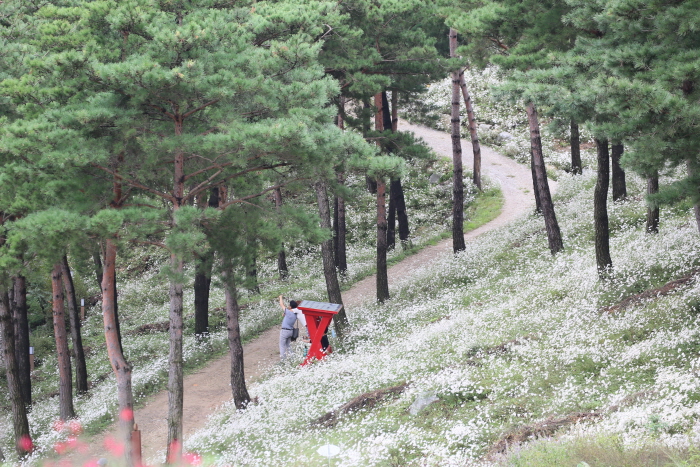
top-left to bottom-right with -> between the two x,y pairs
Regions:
90,121 -> 541,463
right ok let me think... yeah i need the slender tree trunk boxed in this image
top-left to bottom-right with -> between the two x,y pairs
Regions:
334,174 -> 348,274
95,241 -> 123,353
391,90 -> 399,132
646,172 -> 660,233
686,159 -> 700,234
92,246 -> 103,290
611,143 -> 627,201
96,243 -> 123,351
61,256 -> 88,394
594,139 -> 613,276
167,129 -> 185,462
392,179 -> 410,247
1,289 -> 31,458
166,253 -> 184,462
376,178 -> 390,303
459,69 -> 482,190
12,275 -> 31,406
194,188 -> 219,336
102,238 -> 135,465
246,251 -> 260,295
570,120 -> 582,175
223,267 -> 250,409
314,181 -> 347,337
526,103 -> 563,254
381,91 -> 410,248
449,29 -> 466,253
387,188 -> 396,250
51,263 -> 75,420
530,150 -> 543,213
274,187 -> 289,279
193,268 -> 211,336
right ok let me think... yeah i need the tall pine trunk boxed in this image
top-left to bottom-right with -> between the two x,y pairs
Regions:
1,289 -> 31,458
391,90 -> 398,132
61,256 -> 88,394
611,143 -> 627,201
686,159 -> 700,234
334,99 -> 348,274
570,120 -> 582,175
194,188 -> 219,336
594,139 -> 613,276
166,253 -> 184,462
51,263 -> 75,420
167,127 -> 185,462
245,250 -> 260,295
646,172 -> 660,233
376,178 -> 390,303
102,238 -> 136,465
193,268 -> 212,336
223,267 -> 250,409
314,181 -> 347,337
12,275 -> 31,406
274,187 -> 289,279
459,69 -> 482,190
381,92 -> 410,248
526,103 -> 563,254
449,29 -> 466,253
334,188 -> 347,273
530,150 -> 543,213
387,189 -> 396,250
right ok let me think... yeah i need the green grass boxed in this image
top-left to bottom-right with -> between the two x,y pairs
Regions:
465,186 -> 504,231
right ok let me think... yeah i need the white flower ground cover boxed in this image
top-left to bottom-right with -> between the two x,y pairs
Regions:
0,154 -> 460,464
183,171 -> 700,466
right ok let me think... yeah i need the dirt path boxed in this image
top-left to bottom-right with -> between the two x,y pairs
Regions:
88,121 -> 541,463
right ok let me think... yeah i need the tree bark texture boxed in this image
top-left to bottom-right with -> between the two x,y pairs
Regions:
167,138 -> 185,462
686,159 -> 700,234
102,238 -> 135,465
391,179 -> 410,246
166,254 -> 184,462
274,187 -> 289,279
246,251 -> 260,295
646,172 -> 660,233
12,275 -> 31,406
594,139 -> 613,276
449,29 -> 466,253
61,256 -> 88,394
194,188 -> 219,336
570,120 -> 582,175
193,267 -> 212,336
611,143 -> 627,201
376,178 -> 390,303
334,100 -> 348,274
92,246 -> 103,290
387,189 -> 396,250
94,244 -> 123,351
526,103 -> 564,255
334,175 -> 348,274
224,270 -> 250,409
51,262 -> 75,420
391,90 -> 399,132
380,91 -> 410,248
530,150 -> 542,213
314,181 -> 347,337
459,69 -> 482,190
1,290 -> 31,458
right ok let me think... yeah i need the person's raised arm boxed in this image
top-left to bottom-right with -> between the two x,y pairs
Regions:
278,295 -> 286,311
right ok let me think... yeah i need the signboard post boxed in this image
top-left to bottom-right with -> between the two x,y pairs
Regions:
297,300 -> 342,366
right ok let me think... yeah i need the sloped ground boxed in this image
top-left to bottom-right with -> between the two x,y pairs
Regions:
86,121 -> 537,463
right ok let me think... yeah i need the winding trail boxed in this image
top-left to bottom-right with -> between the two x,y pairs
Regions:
89,121 -> 541,463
